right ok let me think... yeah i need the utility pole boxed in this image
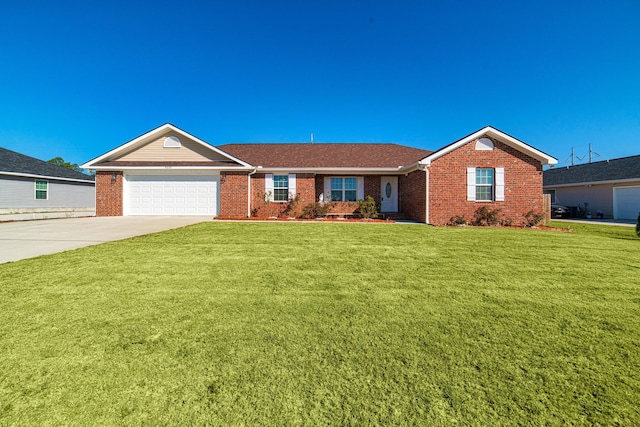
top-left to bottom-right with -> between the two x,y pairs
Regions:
589,144 -> 600,163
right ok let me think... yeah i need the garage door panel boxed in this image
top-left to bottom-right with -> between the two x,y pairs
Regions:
125,175 -> 219,216
614,186 -> 640,220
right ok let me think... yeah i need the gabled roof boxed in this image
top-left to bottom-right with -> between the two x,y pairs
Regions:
419,126 -> 558,166
544,155 -> 640,186
217,143 -> 432,169
0,147 -> 94,183
81,123 -> 252,169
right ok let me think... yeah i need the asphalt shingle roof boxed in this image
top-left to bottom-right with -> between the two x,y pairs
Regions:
216,143 -> 433,168
0,147 -> 94,181
543,155 -> 640,186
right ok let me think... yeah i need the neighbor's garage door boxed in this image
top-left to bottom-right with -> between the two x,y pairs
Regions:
124,175 -> 219,216
613,186 -> 640,220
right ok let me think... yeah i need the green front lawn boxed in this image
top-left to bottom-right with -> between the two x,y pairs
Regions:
1,222 -> 638,425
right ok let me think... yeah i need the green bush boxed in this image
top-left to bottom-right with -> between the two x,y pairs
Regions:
523,210 -> 545,227
473,206 -> 502,226
357,195 -> 378,219
448,215 -> 467,226
301,202 -> 330,218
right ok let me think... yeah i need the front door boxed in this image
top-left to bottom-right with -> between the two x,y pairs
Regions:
380,176 -> 398,212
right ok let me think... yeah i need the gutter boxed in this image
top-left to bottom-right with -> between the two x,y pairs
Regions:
0,171 -> 95,184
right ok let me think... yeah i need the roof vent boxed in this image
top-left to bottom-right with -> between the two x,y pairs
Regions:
475,138 -> 494,151
164,136 -> 181,148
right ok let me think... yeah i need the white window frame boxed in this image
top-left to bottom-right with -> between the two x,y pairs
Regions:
265,173 -> 296,202
467,167 -> 504,202
35,179 -> 48,200
324,177 -> 364,202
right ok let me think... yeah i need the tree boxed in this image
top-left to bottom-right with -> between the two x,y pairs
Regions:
47,157 -> 84,173
636,211 -> 640,238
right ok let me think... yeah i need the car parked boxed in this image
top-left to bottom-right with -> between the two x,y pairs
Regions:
551,204 -> 570,218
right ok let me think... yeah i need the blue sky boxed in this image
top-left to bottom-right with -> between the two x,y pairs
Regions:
1,1 -> 638,168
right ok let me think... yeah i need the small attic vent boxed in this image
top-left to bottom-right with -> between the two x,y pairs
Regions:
164,136 -> 181,148
475,137 -> 494,151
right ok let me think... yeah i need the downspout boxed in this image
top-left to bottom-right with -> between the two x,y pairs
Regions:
417,164 -> 429,224
247,167 -> 258,218
425,165 -> 430,224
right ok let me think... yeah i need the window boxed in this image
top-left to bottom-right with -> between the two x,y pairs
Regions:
273,175 -> 289,202
35,180 -> 48,200
330,177 -> 357,201
467,168 -> 504,202
475,168 -> 494,201
265,174 -> 296,202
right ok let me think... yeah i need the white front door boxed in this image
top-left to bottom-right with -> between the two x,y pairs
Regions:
380,176 -> 398,212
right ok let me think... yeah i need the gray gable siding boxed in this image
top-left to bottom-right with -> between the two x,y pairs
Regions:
0,175 -> 95,210
544,155 -> 640,186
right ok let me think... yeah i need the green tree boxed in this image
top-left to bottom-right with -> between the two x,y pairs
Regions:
636,212 -> 640,238
47,157 -> 84,173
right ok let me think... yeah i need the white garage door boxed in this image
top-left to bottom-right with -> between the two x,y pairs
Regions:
125,175 -> 219,216
613,186 -> 640,220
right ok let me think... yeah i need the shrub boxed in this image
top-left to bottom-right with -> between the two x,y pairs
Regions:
636,211 -> 640,238
473,206 -> 502,226
357,196 -> 378,219
285,193 -> 302,218
302,202 -> 330,218
523,210 -> 545,228
448,215 -> 467,226
500,218 -> 513,227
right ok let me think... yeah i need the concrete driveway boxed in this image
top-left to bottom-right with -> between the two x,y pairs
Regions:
0,216 -> 212,264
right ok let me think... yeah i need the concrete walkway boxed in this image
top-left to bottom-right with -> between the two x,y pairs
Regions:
0,216 -> 212,264
552,218 -> 635,227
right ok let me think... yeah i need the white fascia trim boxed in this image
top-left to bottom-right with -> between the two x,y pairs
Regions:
91,166 -> 253,171
544,178 -> 640,188
81,123 -> 253,169
419,126 -> 558,167
260,167 -> 404,174
0,171 -> 95,184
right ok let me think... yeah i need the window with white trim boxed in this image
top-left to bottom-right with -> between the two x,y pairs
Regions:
330,177 -> 357,201
475,168 -> 494,201
35,180 -> 48,200
467,167 -> 504,202
273,175 -> 289,202
265,173 -> 296,202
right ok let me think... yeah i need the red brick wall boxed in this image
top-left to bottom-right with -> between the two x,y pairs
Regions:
399,170 -> 427,223
219,172 -> 249,217
250,173 -> 316,217
364,176 -> 381,205
95,171 -> 123,216
428,138 -> 543,226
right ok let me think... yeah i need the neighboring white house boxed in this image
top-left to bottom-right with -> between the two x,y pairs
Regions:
0,147 -> 95,219
543,155 -> 640,220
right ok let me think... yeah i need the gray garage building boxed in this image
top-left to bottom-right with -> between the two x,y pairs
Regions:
543,155 -> 640,220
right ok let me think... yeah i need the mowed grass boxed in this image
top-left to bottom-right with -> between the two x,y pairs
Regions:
0,222 -> 639,425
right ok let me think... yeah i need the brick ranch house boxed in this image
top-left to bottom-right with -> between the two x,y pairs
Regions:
81,124 -> 557,225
